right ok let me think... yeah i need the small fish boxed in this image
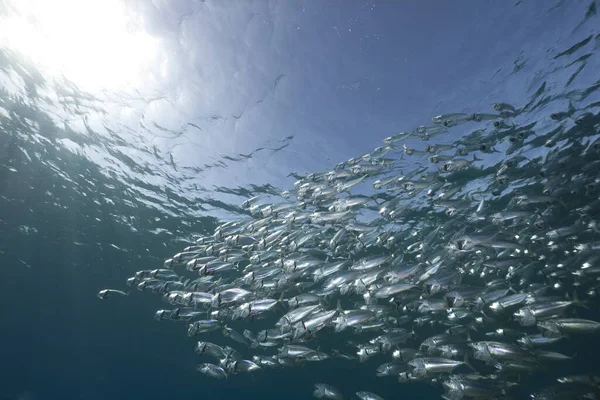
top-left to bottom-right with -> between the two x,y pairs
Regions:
432,113 -> 468,125
537,318 -> 600,336
493,102 -> 516,112
197,363 -> 227,379
188,320 -> 221,336
356,391 -> 385,400
409,355 -> 474,377
223,325 -> 248,346
313,383 -> 344,399
97,289 -> 128,299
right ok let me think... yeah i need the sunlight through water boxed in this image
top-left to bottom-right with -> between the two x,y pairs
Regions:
0,0 -> 158,92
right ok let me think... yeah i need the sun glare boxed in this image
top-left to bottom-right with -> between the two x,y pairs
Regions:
0,0 -> 158,92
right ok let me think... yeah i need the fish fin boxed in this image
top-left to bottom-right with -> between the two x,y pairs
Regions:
336,299 -> 343,313
570,291 -> 589,309
449,226 -> 467,242
463,353 -> 476,373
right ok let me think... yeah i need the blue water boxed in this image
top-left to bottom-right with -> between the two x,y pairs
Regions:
1,1 -> 600,399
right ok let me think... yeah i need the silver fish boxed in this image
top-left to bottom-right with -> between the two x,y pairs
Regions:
313,383 -> 344,399
356,391 -> 385,400
97,289 -> 128,299
197,363 -> 227,379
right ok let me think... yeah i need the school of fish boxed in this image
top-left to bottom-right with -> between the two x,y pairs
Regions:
101,101 -> 600,399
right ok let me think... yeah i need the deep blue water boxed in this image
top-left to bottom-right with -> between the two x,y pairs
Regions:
2,1 -> 600,399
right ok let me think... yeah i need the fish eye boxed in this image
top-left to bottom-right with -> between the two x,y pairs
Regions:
550,113 -> 561,120
509,137 -> 517,143
506,161 -> 514,168
479,144 -> 487,151
493,121 -> 501,127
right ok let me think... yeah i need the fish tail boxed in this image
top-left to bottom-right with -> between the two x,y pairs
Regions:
319,295 -> 330,309
558,199 -> 568,209
277,291 -> 286,305
568,291 -> 590,309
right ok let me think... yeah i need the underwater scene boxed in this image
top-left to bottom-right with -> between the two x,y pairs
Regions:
2,1 -> 600,399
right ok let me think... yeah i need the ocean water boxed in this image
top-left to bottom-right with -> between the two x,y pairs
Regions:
1,1 -> 600,399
